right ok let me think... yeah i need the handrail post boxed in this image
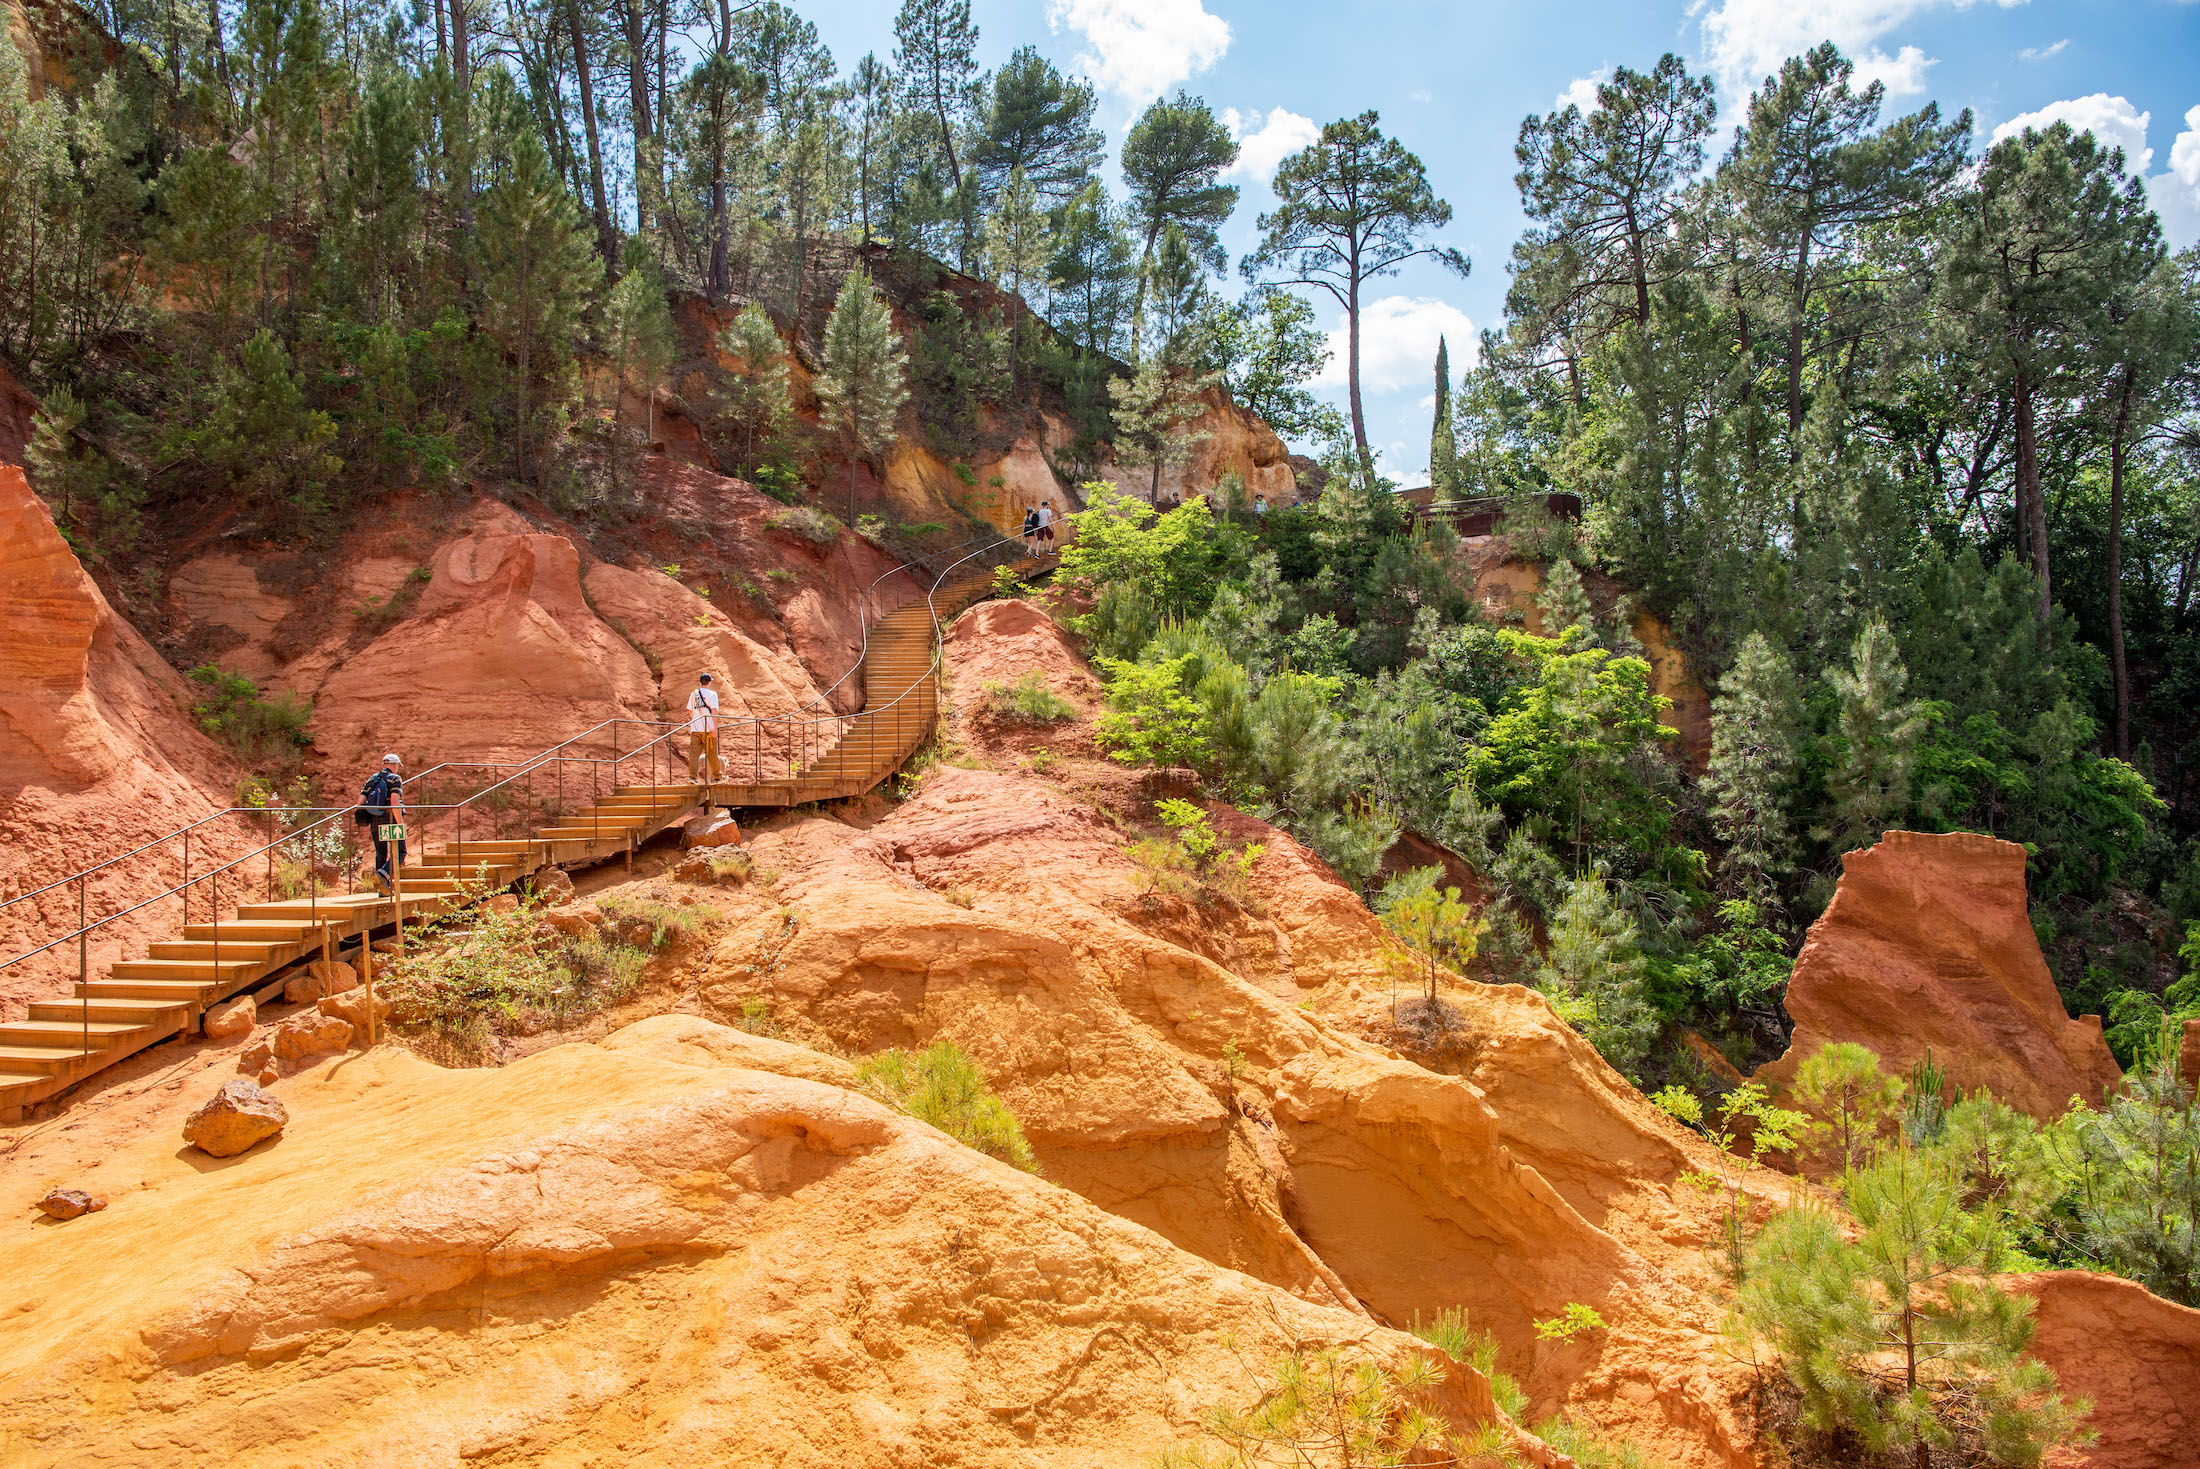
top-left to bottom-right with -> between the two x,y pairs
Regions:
78,877 -> 87,1052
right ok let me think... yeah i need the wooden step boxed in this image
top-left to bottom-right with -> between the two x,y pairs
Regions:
146,941 -> 289,963
109,958 -> 262,982
28,998 -> 192,1024
0,1045 -> 101,1075
183,922 -> 328,943
77,978 -> 221,1003
0,1019 -> 155,1048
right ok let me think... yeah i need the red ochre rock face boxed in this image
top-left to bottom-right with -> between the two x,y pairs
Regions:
1756,830 -> 2123,1121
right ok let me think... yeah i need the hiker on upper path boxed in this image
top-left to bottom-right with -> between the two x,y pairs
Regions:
359,753 -> 407,894
687,673 -> 726,783
1020,504 -> 1040,556
1034,500 -> 1056,556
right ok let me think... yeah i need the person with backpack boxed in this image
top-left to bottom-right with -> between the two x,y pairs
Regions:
356,753 -> 407,894
686,673 -> 726,782
1020,504 -> 1039,556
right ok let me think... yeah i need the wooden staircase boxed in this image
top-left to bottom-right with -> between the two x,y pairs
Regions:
703,563 -> 1009,806
0,556 -> 1026,1120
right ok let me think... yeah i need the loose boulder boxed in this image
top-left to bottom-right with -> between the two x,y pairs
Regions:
1755,831 -> 2123,1121
318,989 -> 391,1036
531,864 -> 576,902
680,812 -> 743,849
284,960 -> 356,1005
270,1013 -> 355,1063
202,995 -> 255,1039
182,1080 -> 288,1157
36,1189 -> 106,1221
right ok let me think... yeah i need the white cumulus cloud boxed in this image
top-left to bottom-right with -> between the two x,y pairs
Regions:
1556,72 -> 1605,113
1697,0 -> 2025,102
1313,297 -> 1478,395
1221,107 -> 1321,182
1046,0 -> 1231,106
1992,94 -> 2151,173
2151,104 -> 2200,249
2017,38 -> 2068,61
2169,103 -> 2200,193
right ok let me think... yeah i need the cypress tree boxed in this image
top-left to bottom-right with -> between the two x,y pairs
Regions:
1429,335 -> 1456,494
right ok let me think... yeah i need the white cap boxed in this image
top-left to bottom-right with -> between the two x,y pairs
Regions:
382,752 -> 402,765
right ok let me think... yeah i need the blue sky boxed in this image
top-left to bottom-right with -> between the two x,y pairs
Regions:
797,0 -> 2200,481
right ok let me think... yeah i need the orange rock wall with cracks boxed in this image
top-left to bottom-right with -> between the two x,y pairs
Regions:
2011,1270 -> 2200,1469
0,465 -> 252,1015
1755,830 -> 2123,1120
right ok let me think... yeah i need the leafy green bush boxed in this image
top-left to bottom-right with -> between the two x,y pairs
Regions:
853,1040 -> 1038,1172
1095,654 -> 1213,768
596,894 -> 715,950
981,670 -> 1076,723
186,665 -> 313,769
1376,866 -> 1486,1003
1153,1343 -> 1480,1469
1738,1146 -> 2091,1468
1127,799 -> 1266,905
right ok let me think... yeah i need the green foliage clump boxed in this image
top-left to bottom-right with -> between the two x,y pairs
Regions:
1375,865 -> 1486,1003
1126,798 -> 1265,905
981,670 -> 1076,724
853,1040 -> 1038,1173
1152,1343 -> 1477,1469
383,892 -> 651,1064
1095,653 -> 1213,769
1738,1147 -> 2092,1468
185,665 -> 313,770
769,506 -> 842,545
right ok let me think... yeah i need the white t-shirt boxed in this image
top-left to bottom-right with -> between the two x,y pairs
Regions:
687,686 -> 720,733
1035,505 -> 1054,529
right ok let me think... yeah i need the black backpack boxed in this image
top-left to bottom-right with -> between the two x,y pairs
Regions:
354,771 -> 395,826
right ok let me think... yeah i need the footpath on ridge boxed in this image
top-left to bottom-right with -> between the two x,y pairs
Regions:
0,556 -> 1023,1120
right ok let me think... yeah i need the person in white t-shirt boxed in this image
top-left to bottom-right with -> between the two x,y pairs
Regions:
686,673 -> 726,782
1034,500 -> 1055,555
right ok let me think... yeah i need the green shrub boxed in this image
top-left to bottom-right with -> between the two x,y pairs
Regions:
853,1041 -> 1038,1172
1152,1343 -> 1469,1469
981,670 -> 1076,724
1411,1307 -> 1527,1420
769,505 -> 840,544
186,665 -> 313,769
355,564 -> 432,633
596,894 -> 715,950
381,893 -> 651,1063
1095,654 -> 1212,768
1127,799 -> 1266,905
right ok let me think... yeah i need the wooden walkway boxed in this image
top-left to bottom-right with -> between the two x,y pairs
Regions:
0,560 -> 1015,1120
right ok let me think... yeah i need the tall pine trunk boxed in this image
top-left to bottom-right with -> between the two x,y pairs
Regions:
622,0 -> 654,230
565,0 -> 613,261
2014,373 -> 2051,626
2109,375 -> 2133,758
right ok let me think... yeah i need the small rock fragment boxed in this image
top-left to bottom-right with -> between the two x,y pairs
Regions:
36,1189 -> 106,1221
535,907 -> 603,939
484,894 -> 520,916
183,1080 -> 288,1158
203,994 -> 256,1039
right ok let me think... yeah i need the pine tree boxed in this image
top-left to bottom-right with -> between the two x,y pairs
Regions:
602,254 -> 677,488
1109,353 -> 1210,504
1740,1147 -> 2089,1469
1540,872 -> 1658,1079
1704,631 -> 1803,898
476,105 -> 600,487
1824,617 -> 1925,855
714,302 -> 793,480
1245,110 -> 1466,479
1429,335 -> 1456,493
982,164 -> 1053,384
1536,556 -> 1594,635
183,328 -> 342,524
817,266 -> 910,521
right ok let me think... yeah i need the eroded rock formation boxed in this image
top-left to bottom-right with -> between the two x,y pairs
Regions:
1755,831 -> 2123,1120
0,1015 -> 1539,1466
0,465 -> 248,1011
2011,1271 -> 2200,1469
